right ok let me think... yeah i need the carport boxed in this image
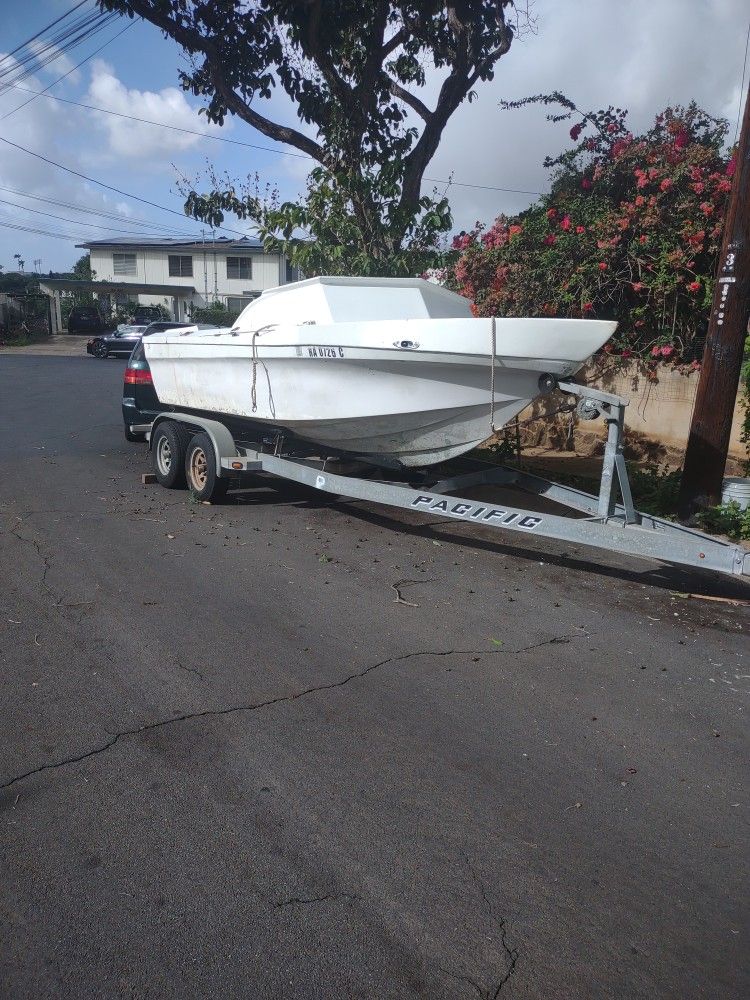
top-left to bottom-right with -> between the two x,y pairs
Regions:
38,279 -> 196,333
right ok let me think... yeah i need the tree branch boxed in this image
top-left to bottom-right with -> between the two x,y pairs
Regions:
387,77 -> 432,122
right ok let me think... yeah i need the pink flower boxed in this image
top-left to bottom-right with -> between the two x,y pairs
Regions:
508,224 -> 522,237
659,178 -> 673,192
611,139 -> 629,158
673,128 -> 691,150
581,177 -> 592,190
621,349 -> 633,358
631,282 -> 644,292
598,261 -> 608,271
560,215 -> 571,231
716,178 -> 732,193
582,301 -> 594,311
660,345 -> 675,358
691,182 -> 705,195
651,345 -> 662,357
607,123 -> 617,133
700,201 -> 713,216
570,122 -> 583,141
635,195 -> 645,206
639,235 -> 649,244
542,234 -> 557,246
726,156 -> 736,178
687,281 -> 701,293
546,208 -> 557,220
575,225 -> 586,234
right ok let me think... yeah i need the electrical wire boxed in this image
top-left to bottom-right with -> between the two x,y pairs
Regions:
0,196 -> 201,237
1,20 -> 136,121
0,134 -> 250,239
734,18 -> 750,145
0,0 -> 88,65
1,81 -> 544,196
0,185 -> 199,235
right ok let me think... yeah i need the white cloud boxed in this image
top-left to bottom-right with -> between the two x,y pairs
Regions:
84,59 -> 224,162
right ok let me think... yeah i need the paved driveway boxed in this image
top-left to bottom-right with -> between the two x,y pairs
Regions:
1,356 -> 748,999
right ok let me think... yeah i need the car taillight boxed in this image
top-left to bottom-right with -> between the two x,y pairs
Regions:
124,367 -> 153,385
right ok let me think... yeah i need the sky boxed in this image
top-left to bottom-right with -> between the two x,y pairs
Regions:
0,0 -> 748,273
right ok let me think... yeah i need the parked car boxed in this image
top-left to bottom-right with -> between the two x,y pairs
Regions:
68,306 -> 105,334
121,324 -> 219,441
88,320 -> 192,359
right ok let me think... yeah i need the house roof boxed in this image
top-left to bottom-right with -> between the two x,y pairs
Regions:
39,279 -> 196,296
76,236 -> 265,252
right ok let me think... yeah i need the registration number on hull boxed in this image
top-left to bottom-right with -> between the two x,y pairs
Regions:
298,345 -> 346,358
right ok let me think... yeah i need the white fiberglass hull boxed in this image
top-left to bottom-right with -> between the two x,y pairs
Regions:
146,315 -> 615,467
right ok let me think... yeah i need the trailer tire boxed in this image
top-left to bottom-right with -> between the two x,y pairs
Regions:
152,421 -> 188,489
185,432 -> 228,503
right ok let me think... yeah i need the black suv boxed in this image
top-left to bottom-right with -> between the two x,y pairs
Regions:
121,323 -> 216,441
68,305 -> 105,334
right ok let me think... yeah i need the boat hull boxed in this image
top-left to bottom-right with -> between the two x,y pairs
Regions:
145,316 -> 616,467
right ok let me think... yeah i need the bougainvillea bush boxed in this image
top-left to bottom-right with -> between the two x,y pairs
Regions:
449,96 -> 735,365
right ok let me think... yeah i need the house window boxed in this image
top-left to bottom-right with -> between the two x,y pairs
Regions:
168,255 -> 193,277
227,295 -> 259,313
112,253 -> 136,276
226,256 -> 252,280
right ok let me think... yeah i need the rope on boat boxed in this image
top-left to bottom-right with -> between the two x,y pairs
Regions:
249,324 -> 277,413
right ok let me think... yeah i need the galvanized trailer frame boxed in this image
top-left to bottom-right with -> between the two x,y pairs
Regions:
140,382 -> 750,579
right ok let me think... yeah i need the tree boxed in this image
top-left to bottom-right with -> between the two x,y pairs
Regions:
450,98 -> 734,366
71,253 -> 93,281
102,1 -> 529,274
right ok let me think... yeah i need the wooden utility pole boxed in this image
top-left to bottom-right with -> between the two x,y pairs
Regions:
678,83 -> 750,517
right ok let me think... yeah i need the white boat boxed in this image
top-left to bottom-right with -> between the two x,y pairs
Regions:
143,276 -> 616,468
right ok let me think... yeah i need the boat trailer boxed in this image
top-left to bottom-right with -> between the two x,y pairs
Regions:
138,382 -> 750,579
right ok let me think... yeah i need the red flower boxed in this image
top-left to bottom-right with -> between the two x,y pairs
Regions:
659,178 -> 673,192
560,215 -> 571,231
611,138 -> 629,158
570,122 -> 583,141
581,177 -> 592,190
639,235 -> 649,244
631,282 -> 644,292
691,182 -> 705,195
607,123 -> 617,133
583,301 -> 594,311
687,230 -> 705,247
621,349 -> 633,358
546,208 -> 557,220
673,128 -> 691,150
508,224 -> 522,237
726,155 -> 736,178
690,167 -> 703,182
687,281 -> 701,293
635,194 -> 645,206
700,201 -> 713,216
575,225 -> 586,234
543,234 -> 557,246
716,178 -> 732,193
598,261 -> 608,270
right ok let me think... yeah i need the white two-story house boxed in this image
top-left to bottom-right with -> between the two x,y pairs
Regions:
76,235 -> 297,321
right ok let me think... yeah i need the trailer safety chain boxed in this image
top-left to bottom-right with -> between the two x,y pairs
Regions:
249,324 -> 276,413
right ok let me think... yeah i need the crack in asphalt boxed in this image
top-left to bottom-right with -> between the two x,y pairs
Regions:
441,853 -> 519,998
10,525 -> 52,597
0,633 -> 580,793
274,892 -> 359,908
463,852 -> 519,998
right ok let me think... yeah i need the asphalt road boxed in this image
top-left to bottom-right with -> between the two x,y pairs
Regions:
1,355 -> 748,1000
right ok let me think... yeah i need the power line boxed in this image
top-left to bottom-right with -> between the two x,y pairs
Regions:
0,134 -> 249,238
1,20 -> 136,121
0,0 -> 88,65
2,80 -> 544,197
0,196 -> 197,236
0,219 -> 82,242
735,18 -> 750,145
0,184 -> 199,235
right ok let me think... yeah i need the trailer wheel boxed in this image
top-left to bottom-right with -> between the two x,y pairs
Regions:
152,421 -> 188,489
185,432 -> 228,503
